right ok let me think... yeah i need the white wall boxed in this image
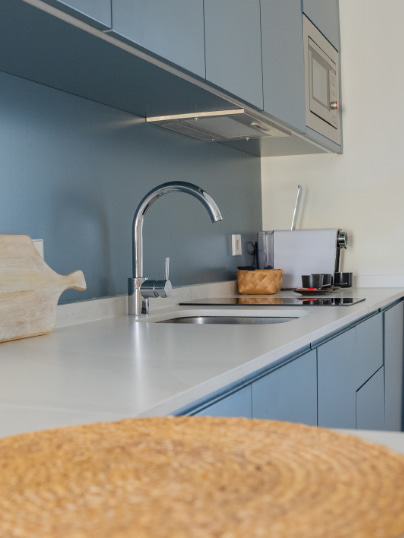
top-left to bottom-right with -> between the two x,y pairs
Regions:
261,0 -> 404,286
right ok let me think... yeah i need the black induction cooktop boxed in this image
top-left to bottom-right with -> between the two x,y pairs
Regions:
180,297 -> 366,307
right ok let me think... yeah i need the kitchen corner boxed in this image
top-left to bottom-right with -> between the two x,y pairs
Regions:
2,0 -> 404,533
0,283 -> 403,445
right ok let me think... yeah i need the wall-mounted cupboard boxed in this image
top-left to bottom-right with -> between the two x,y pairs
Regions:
260,0 -> 307,133
108,0 -> 341,152
3,0 -> 342,155
204,0 -> 263,110
39,0 -> 112,28
110,0 -> 205,78
302,0 -> 340,50
204,0 -> 307,134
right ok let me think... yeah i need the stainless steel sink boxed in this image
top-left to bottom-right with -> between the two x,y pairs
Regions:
159,315 -> 297,325
146,308 -> 309,325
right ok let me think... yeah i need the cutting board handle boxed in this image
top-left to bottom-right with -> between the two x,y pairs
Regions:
62,270 -> 86,292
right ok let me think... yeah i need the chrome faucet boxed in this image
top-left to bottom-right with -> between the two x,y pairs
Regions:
128,181 -> 223,317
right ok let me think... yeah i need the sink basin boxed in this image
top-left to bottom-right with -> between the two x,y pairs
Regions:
144,308 -> 309,325
159,315 -> 296,325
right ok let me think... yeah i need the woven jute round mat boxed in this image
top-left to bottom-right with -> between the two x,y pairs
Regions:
1,416 -> 404,538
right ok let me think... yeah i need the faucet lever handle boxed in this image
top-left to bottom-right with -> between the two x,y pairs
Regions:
164,257 -> 170,281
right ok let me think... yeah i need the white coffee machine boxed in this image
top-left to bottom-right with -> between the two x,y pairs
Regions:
257,229 -> 348,289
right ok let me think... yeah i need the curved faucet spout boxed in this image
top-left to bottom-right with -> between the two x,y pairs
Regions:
129,181 -> 223,317
132,181 -> 223,279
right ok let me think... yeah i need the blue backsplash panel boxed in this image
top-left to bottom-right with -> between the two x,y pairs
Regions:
0,72 -> 262,302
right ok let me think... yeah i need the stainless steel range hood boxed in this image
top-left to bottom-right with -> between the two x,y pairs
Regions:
146,108 -> 290,143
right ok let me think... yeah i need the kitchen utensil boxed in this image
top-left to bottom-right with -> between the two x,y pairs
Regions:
334,272 -> 353,288
301,274 -> 324,289
295,287 -> 340,296
290,185 -> 302,231
0,234 -> 86,343
312,273 -> 333,287
334,230 -> 348,273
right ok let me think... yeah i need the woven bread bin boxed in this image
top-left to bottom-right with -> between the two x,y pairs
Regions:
238,296 -> 284,305
237,268 -> 283,294
1,416 -> 404,538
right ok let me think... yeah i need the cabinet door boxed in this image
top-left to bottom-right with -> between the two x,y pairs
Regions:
42,0 -> 112,29
355,314 -> 383,388
302,0 -> 340,51
111,0 -> 205,78
318,313 -> 385,430
317,328 -> 357,428
260,0 -> 306,132
357,368 -> 385,431
252,351 -> 317,426
384,302 -> 404,431
204,0 -> 263,109
193,386 -> 252,418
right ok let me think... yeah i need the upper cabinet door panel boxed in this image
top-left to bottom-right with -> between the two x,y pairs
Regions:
42,0 -> 112,29
260,0 -> 306,132
302,0 -> 340,50
204,0 -> 263,109
111,0 -> 205,78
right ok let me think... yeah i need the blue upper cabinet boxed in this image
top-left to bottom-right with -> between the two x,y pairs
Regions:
302,0 -> 340,50
260,0 -> 306,133
204,0 -> 263,110
41,0 -> 112,29
110,0 -> 205,78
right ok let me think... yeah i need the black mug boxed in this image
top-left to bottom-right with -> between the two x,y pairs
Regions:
334,272 -> 353,288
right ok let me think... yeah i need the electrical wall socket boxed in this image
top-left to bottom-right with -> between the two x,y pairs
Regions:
32,239 -> 44,259
231,234 -> 242,256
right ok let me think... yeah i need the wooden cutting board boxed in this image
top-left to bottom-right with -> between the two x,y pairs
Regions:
0,234 -> 86,343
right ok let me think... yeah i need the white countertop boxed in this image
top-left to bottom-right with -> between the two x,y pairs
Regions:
0,286 -> 403,453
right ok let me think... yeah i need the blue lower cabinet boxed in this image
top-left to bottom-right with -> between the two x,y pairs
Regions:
356,368 -> 385,430
193,385 -> 252,418
252,351 -> 317,426
317,328 -> 357,428
190,305 -> 400,429
384,301 -> 404,431
355,313 -> 383,387
318,312 -> 385,430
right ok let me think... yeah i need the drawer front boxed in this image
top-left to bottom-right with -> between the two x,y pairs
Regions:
252,351 -> 317,426
355,314 -> 383,387
193,386 -> 252,418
